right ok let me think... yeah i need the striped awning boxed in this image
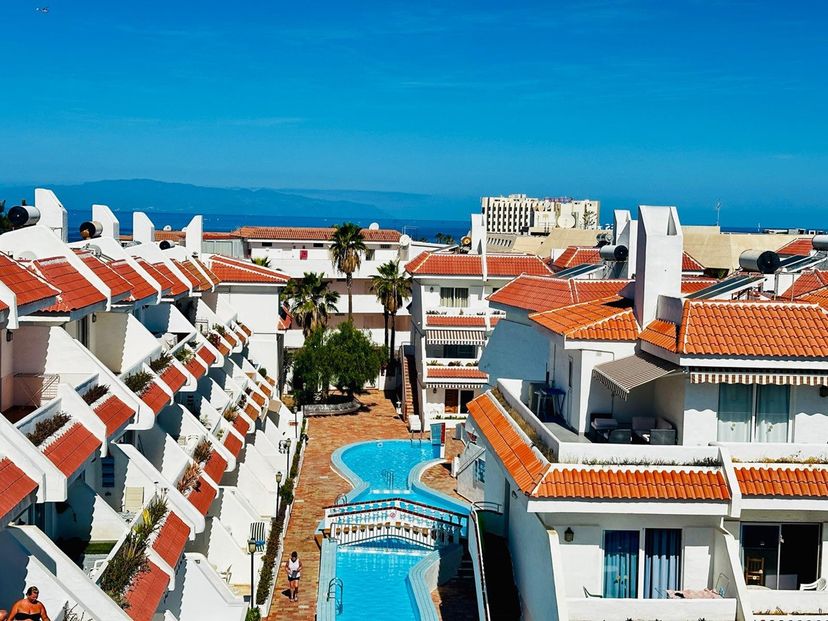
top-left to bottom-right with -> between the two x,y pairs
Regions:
427,382 -> 487,389
426,329 -> 487,346
593,353 -> 682,400
690,368 -> 828,386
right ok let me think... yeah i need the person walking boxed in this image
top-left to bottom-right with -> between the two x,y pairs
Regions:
8,586 -> 50,621
284,551 -> 302,602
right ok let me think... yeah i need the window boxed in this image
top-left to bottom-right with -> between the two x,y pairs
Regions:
366,249 -> 376,260
603,530 -> 639,598
473,458 -> 486,484
440,287 -> 469,308
644,529 -> 681,598
717,384 -> 790,443
380,244 -> 391,249
742,523 -> 820,589
568,358 -> 574,388
262,242 -> 273,247
313,243 -> 324,248
425,344 -> 476,359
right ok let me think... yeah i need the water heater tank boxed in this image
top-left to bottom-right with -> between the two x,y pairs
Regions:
739,249 -> 780,274
8,204 -> 41,228
812,235 -> 828,251
79,220 -> 103,240
599,244 -> 629,262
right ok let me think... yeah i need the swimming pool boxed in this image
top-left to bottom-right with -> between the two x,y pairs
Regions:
320,439 -> 469,620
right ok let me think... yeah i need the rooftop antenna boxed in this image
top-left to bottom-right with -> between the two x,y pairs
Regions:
715,201 -> 721,227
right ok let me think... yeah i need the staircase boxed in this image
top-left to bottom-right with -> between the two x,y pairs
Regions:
481,533 -> 521,620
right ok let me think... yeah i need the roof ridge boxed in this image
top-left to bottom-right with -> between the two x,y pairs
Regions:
567,306 -> 633,336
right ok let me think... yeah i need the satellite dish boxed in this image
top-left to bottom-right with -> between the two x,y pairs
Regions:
399,234 -> 411,247
368,222 -> 380,230
163,225 -> 173,232
557,214 -> 576,229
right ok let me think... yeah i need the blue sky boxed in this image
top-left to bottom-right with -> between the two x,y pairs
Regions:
1,0 -> 827,225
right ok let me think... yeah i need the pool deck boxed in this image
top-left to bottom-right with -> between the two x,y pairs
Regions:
265,390 -> 472,621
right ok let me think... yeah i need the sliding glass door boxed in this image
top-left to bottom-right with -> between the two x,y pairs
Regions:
718,384 -> 752,442
717,384 -> 790,442
644,529 -> 682,598
755,385 -> 789,442
742,523 -> 821,589
603,530 -> 639,598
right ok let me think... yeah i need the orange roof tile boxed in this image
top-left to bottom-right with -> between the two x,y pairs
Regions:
31,257 -> 106,313
185,356 -> 207,380
0,254 -> 60,309
250,391 -> 267,407
93,395 -> 135,436
243,402 -> 258,421
187,475 -> 217,515
489,276 -> 630,313
682,251 -> 705,272
140,381 -> 171,415
153,511 -> 189,569
0,457 -> 37,521
678,300 -> 828,357
427,315 -> 487,327
779,270 -> 828,299
223,432 -> 243,458
191,257 -> 221,286
777,237 -> 814,256
530,296 -> 639,342
405,253 -> 553,277
196,346 -> 216,365
172,260 -> 203,291
159,365 -> 187,394
234,412 -> 251,434
218,343 -> 230,356
183,260 -> 215,290
108,259 -> 159,303
239,323 -> 253,336
427,367 -> 488,379
133,258 -> 173,295
74,251 -> 133,302
735,466 -> 828,497
640,319 -> 680,352
152,262 -> 189,296
551,246 -> 601,271
42,423 -> 101,476
234,226 -> 401,242
680,277 -> 718,294
467,393 -> 548,494
203,450 -> 228,484
535,467 -> 731,500
208,255 -> 290,284
124,561 -> 169,621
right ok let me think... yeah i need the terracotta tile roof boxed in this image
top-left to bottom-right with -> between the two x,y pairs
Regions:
218,343 -> 230,356
196,346 -> 216,365
551,246 -> 601,271
735,466 -> 828,497
208,255 -> 290,284
187,475 -> 217,515
133,258 -> 173,295
203,450 -> 228,484
108,259 -> 159,303
152,511 -> 189,569
140,381 -> 171,415
93,395 -> 135,436
777,237 -> 814,256
31,257 -> 107,313
489,275 -> 629,313
223,432 -> 243,458
779,270 -> 828,300
535,467 -> 731,500
240,323 -> 253,336
234,412 -> 251,434
74,251 -> 133,301
249,391 -> 266,407
234,226 -> 401,242
682,251 -> 705,272
182,260 -> 214,291
266,375 -> 276,386
681,277 -> 718,294
223,331 -> 239,347
801,287 -> 828,310
172,260 -> 203,291
42,423 -> 101,476
640,319 -> 680,352
0,254 -> 60,308
243,402 -> 258,421
0,457 -> 38,521
159,365 -> 187,394
405,253 -> 553,277
466,393 -> 548,494
427,315 -> 487,327
678,300 -> 828,357
427,367 -> 488,379
185,357 -> 207,380
530,296 -> 639,342
151,262 -> 189,296
234,327 -> 248,343
192,257 -> 221,286
124,560 -> 169,621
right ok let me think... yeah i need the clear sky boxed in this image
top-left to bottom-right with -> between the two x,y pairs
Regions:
1,1 -> 827,225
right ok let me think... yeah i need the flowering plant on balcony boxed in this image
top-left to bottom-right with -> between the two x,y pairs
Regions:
26,411 -> 71,446
212,323 -> 227,337
173,346 -> 194,364
206,332 -> 221,348
223,405 -> 239,422
123,371 -> 153,395
176,462 -> 202,495
148,352 -> 173,373
192,437 -> 212,464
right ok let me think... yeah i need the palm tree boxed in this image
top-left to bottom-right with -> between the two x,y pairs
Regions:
252,256 -> 271,267
283,272 -> 340,336
330,222 -> 366,321
370,260 -> 412,366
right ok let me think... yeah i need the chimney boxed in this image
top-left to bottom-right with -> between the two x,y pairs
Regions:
633,205 -> 682,327
613,210 -> 638,278
92,204 -> 120,238
469,213 -> 486,255
34,189 -> 68,242
185,215 -> 203,254
133,212 -> 155,245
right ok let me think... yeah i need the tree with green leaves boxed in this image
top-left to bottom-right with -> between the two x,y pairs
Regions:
326,322 -> 385,396
329,222 -> 366,321
283,272 -> 340,337
434,232 -> 455,245
370,260 -> 412,366
290,327 -> 332,404
251,256 -> 271,267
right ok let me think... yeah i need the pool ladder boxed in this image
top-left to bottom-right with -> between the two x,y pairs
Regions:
327,577 -> 343,615
381,469 -> 395,489
409,429 -> 423,444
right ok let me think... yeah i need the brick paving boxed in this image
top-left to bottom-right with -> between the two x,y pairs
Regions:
266,391 -> 474,621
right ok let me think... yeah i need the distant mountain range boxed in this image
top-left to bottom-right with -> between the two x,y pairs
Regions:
0,179 -> 476,222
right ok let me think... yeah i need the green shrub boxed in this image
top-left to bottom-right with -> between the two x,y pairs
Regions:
26,411 -> 71,446
149,352 -> 173,373
173,346 -> 194,364
124,371 -> 153,394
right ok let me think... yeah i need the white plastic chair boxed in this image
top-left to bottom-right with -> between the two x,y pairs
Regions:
800,577 -> 827,591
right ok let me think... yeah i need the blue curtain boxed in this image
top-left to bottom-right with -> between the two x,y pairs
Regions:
644,529 -> 682,598
603,530 -> 639,598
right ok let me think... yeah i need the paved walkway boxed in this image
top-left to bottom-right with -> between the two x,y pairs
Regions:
265,391 -> 472,620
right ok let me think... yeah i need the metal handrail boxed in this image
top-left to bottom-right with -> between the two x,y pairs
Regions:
469,502 -> 503,621
326,577 -> 343,614
325,496 -> 467,522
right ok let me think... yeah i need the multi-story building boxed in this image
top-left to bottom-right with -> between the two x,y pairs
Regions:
0,189 -> 297,621
482,194 -> 601,234
460,205 -> 828,621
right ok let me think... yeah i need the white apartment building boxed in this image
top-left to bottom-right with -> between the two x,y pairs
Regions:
459,205 -> 828,621
482,194 -> 601,234
0,189 -> 298,621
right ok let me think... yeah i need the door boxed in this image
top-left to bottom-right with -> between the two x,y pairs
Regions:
460,390 -> 475,414
603,530 -> 639,598
644,529 -> 682,598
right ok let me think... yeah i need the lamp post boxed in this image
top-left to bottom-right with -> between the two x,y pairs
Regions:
275,471 -> 283,516
247,537 -> 257,609
294,408 -> 299,439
